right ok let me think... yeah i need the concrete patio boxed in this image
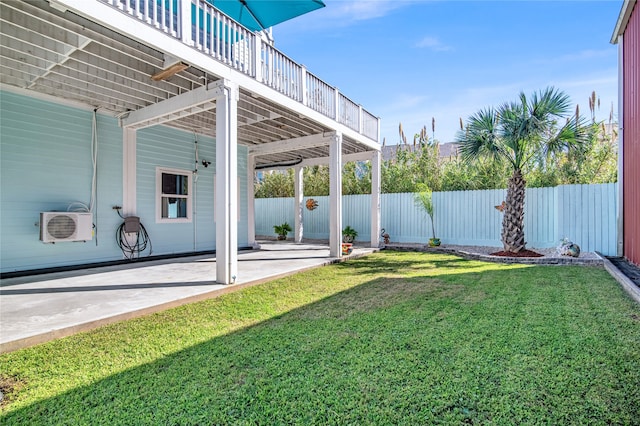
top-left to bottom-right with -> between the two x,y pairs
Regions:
0,241 -> 378,353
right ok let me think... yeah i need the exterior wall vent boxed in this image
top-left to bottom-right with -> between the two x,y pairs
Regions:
40,212 -> 93,243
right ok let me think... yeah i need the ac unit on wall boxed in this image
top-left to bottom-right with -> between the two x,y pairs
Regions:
40,212 -> 93,243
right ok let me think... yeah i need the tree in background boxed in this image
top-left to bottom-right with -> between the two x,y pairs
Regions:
526,97 -> 618,187
381,123 -> 441,193
342,161 -> 371,195
254,162 -> 372,198
303,166 -> 330,196
440,155 -> 509,191
254,169 -> 295,198
457,87 -> 590,253
255,91 -> 616,199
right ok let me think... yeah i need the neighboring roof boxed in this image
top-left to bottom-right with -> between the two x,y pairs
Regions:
611,0 -> 637,43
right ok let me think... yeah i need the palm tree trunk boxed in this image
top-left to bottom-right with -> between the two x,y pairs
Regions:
502,169 -> 526,253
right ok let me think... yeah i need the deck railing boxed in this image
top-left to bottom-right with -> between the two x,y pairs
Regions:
101,0 -> 380,142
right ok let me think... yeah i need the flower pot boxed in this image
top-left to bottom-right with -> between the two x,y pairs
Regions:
343,235 -> 354,244
341,243 -> 353,255
277,235 -> 287,241
428,238 -> 441,247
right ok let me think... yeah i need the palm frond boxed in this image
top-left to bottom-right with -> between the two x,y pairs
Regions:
544,115 -> 593,156
532,87 -> 572,119
456,107 -> 505,164
458,87 -> 582,173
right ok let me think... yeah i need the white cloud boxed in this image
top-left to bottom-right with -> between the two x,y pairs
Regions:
333,0 -> 407,21
376,73 -> 619,147
531,48 -> 616,66
387,94 -> 429,111
559,49 -> 615,62
415,36 -> 452,52
276,0 -> 419,31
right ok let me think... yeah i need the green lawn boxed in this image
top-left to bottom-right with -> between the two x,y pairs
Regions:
1,251 -> 639,425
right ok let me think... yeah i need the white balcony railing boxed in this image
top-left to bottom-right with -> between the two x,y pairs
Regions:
100,0 -> 380,141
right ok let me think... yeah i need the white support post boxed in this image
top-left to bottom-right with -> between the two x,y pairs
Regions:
180,0 -> 193,46
329,132 -> 343,257
294,165 -> 304,243
247,154 -> 259,249
215,80 -> 239,284
122,128 -> 137,217
370,150 -> 381,248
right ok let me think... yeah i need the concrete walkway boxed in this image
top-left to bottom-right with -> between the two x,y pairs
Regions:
0,241 -> 377,353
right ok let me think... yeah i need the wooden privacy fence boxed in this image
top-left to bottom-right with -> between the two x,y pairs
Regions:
255,183 -> 618,256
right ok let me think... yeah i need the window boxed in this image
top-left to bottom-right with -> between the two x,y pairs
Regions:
156,168 -> 192,223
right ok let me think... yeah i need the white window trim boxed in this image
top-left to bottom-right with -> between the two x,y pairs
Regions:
156,167 -> 193,224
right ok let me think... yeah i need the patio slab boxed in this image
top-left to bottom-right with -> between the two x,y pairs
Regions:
0,241 -> 377,353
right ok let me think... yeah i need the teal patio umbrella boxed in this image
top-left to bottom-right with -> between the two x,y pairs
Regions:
209,0 -> 326,32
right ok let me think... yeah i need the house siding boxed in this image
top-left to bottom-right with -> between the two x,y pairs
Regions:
0,90 -> 123,272
623,1 -> 640,266
136,127 -> 249,254
0,90 -> 249,273
136,127 -> 216,255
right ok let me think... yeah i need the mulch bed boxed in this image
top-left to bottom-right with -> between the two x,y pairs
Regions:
490,249 -> 544,258
608,257 -> 640,287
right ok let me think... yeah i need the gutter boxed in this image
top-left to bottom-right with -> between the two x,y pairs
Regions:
611,0 -> 636,44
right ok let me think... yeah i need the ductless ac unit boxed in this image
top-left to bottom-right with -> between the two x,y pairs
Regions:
40,212 -> 93,243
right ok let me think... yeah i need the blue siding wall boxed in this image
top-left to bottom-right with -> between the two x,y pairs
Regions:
136,127 -> 214,254
136,127 -> 248,254
1,91 -> 123,272
237,146 -> 249,246
1,91 -> 250,273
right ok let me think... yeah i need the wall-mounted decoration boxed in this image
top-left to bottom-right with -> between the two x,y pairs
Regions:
306,198 -> 318,211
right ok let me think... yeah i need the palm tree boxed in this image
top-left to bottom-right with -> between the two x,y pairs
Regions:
456,87 -> 590,253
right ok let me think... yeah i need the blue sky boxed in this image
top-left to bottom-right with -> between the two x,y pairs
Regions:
273,0 -> 622,144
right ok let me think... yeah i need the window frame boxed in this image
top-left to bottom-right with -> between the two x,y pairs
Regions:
156,167 -> 193,224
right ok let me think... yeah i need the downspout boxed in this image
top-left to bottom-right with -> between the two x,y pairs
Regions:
193,134 -> 199,252
91,109 -> 99,245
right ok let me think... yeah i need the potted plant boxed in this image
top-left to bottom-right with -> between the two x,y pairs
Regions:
414,184 -> 440,247
342,225 -> 358,243
273,222 -> 292,240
